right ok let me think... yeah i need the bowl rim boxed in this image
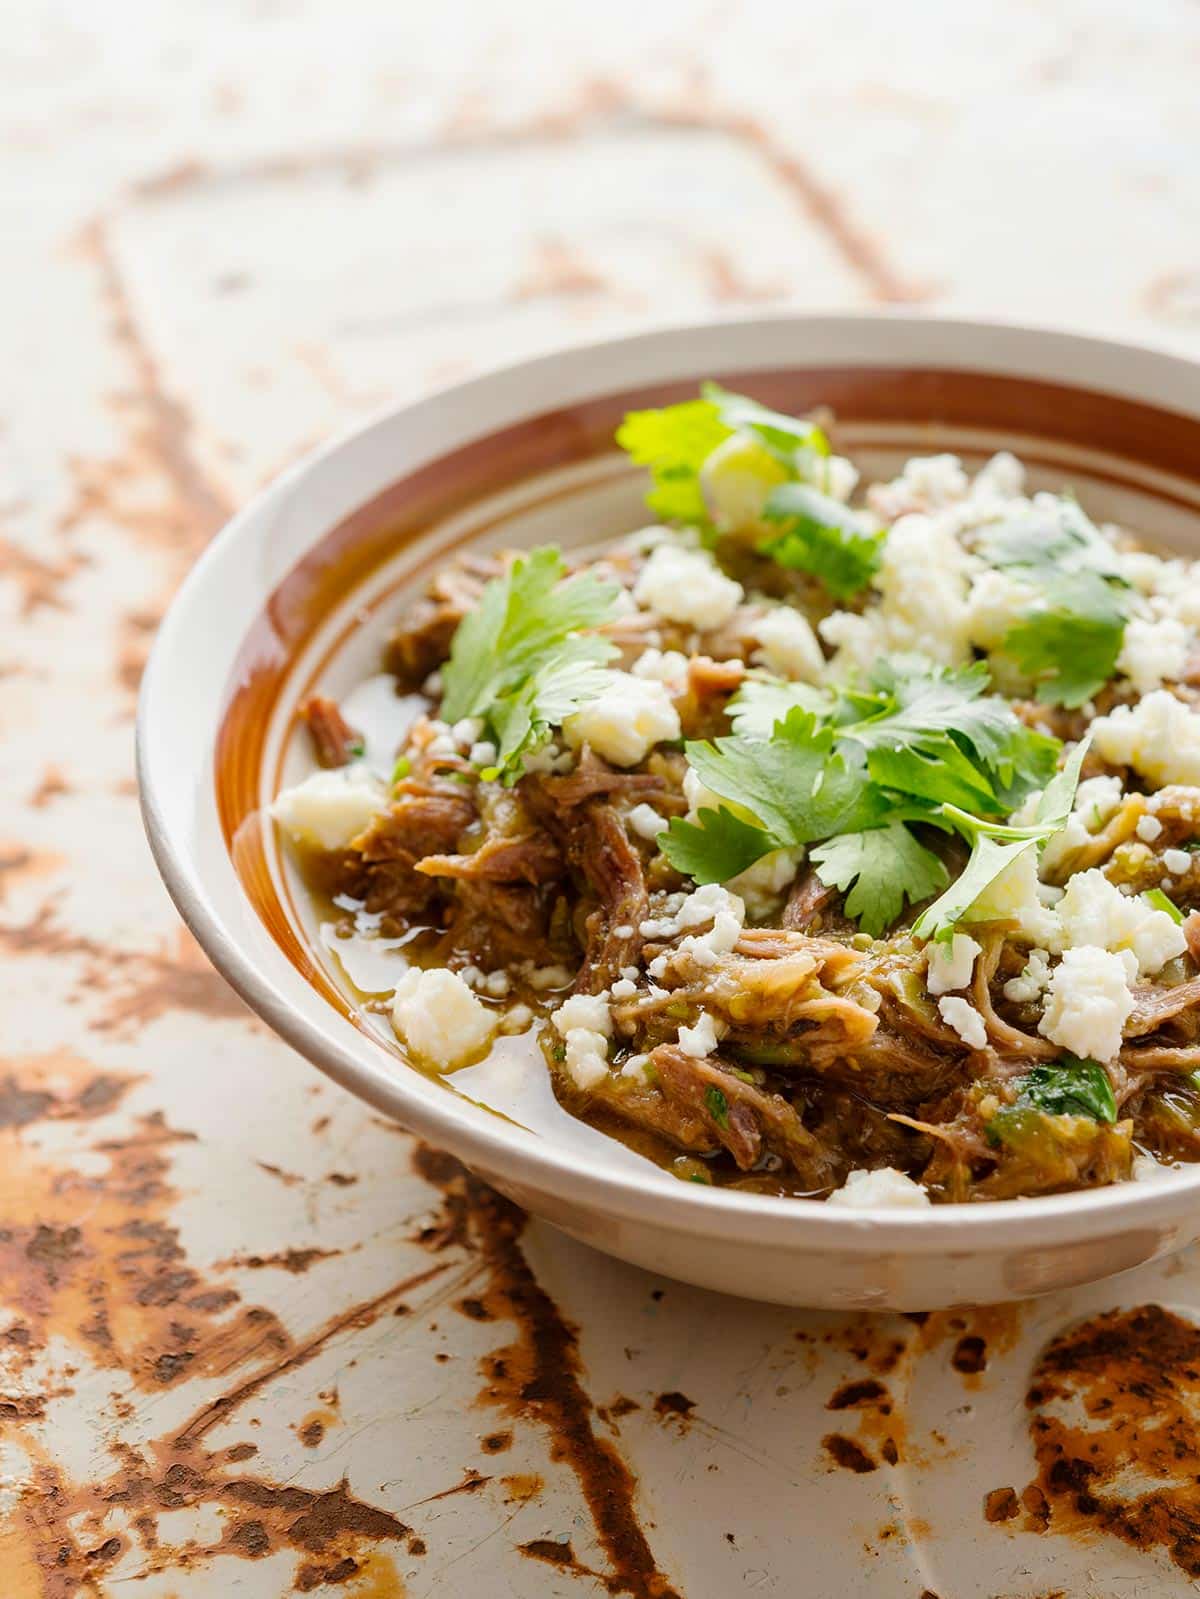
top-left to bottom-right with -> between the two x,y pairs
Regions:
137,307 -> 1200,1248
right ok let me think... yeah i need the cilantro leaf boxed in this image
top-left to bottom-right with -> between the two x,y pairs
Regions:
810,823 -> 948,938
684,709 -> 879,846
759,483 -> 886,600
910,739 -> 1089,942
700,383 -> 830,460
615,400 -> 731,524
978,499 -> 1124,581
617,387 -> 832,526
659,805 -> 772,884
487,648 -> 614,782
977,500 -> 1132,708
660,709 -> 881,885
1003,574 -> 1129,708
1015,1058 -> 1117,1123
727,677 -> 832,739
440,546 -> 620,779
837,657 -> 1058,814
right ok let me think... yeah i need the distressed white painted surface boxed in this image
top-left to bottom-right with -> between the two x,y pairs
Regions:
3,4 -> 1200,1594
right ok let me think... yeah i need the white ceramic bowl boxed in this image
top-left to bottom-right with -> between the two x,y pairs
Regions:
138,313 -> 1200,1310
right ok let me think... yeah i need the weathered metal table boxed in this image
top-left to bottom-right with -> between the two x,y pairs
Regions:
4,6 -> 1200,1593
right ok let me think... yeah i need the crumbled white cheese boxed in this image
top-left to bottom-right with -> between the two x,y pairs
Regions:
469,739 -> 498,767
563,1029 -> 611,1089
1136,814 -> 1163,843
499,1004 -> 533,1034
926,932 -> 982,996
272,766 -> 387,851
627,803 -> 667,842
450,716 -> 484,747
633,544 -> 744,630
1037,946 -> 1135,1063
826,1167 -> 932,1209
562,671 -> 681,767
868,454 -> 970,520
964,568 -> 1037,653
751,608 -> 826,684
726,847 -> 803,921
549,993 -> 614,1090
610,977 -> 638,1000
871,513 -> 973,667
552,992 -> 613,1039
1118,615 -> 1190,695
1002,948 -> 1052,1004
523,962 -> 575,991
391,967 -> 497,1070
620,1053 -> 652,1081
823,508 -> 975,680
1034,774 -> 1124,877
1090,690 -> 1200,789
937,995 -> 989,1049
678,1011 -> 721,1058
631,647 -> 690,691
1163,847 -> 1192,877
817,453 -> 859,505
1053,867 -> 1187,975
641,884 -> 746,969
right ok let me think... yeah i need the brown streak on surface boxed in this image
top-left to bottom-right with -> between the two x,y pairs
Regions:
172,1261 -> 450,1448
413,1145 -> 680,1599
1022,1303 -> 1200,1575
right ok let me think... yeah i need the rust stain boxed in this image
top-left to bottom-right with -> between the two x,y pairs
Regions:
28,768 -> 71,810
0,1056 -> 291,1387
822,1433 -> 878,1474
172,1260 -> 451,1449
0,905 -> 249,1034
219,1247 -> 343,1275
652,1391 -> 696,1427
0,536 -> 84,617
413,1145 -> 681,1599
984,1486 -> 1020,1523
515,237 -> 608,301
73,219 -> 233,567
821,1369 -> 904,1468
0,1058 -> 417,1595
10,1447 -> 411,1598
1020,1303 -> 1200,1576
826,1378 -> 890,1411
501,1472 -> 544,1503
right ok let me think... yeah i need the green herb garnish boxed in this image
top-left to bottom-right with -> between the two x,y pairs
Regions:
704,1085 -> 730,1129
440,545 -> 620,782
1145,886 -> 1185,925
759,482 -> 885,600
978,501 -> 1133,707
663,659 -> 1063,938
615,386 -> 831,545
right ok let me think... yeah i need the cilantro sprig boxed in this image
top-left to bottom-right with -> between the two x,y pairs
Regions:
663,659 -> 1061,937
440,545 -> 620,782
759,483 -> 886,600
616,381 -> 829,527
978,500 -> 1133,707
909,739 -> 1089,942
